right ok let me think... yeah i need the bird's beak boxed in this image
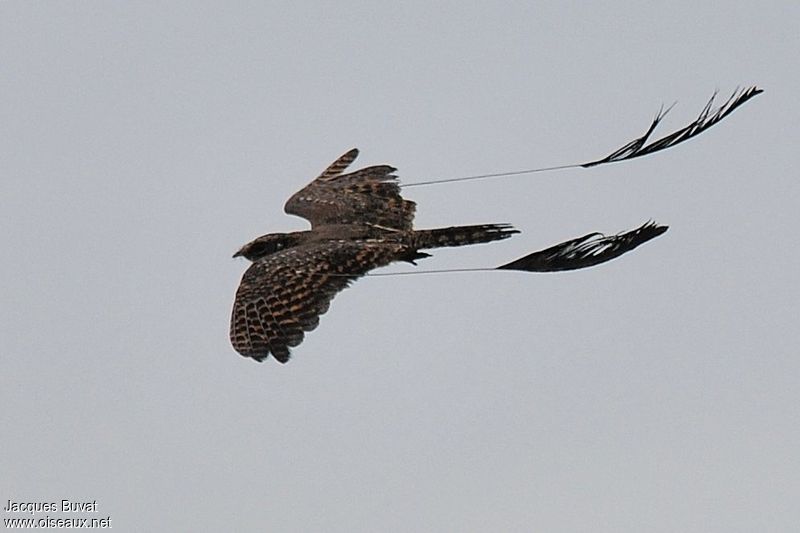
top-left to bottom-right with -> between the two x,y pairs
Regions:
232,250 -> 242,259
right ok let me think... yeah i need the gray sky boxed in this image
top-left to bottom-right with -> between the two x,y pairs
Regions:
2,2 -> 798,532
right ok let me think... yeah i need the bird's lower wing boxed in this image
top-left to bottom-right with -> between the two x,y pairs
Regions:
230,240 -> 405,363
496,221 -> 667,272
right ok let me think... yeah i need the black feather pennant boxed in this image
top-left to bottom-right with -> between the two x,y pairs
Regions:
581,86 -> 763,168
496,221 -> 668,272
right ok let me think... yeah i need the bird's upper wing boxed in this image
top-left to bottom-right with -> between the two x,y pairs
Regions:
230,239 -> 406,363
284,148 -> 416,230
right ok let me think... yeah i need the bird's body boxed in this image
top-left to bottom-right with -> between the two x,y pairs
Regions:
234,223 -> 518,263
230,149 -> 520,362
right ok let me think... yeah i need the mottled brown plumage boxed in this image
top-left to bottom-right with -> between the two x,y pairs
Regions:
230,149 -> 518,363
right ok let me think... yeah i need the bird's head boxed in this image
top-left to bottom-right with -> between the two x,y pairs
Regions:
233,232 -> 304,261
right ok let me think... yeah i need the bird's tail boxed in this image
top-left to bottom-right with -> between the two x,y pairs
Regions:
410,224 -> 518,249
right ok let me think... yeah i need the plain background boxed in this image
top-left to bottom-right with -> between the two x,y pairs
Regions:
2,2 -> 798,532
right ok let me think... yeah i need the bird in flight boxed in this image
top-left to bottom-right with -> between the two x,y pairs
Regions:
230,150 -> 665,363
230,87 -> 761,363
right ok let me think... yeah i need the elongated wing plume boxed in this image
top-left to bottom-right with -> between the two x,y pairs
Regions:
402,86 -> 762,188
496,221 -> 667,272
582,86 -> 762,168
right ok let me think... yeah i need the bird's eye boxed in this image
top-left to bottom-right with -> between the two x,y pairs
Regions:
276,242 -> 283,249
